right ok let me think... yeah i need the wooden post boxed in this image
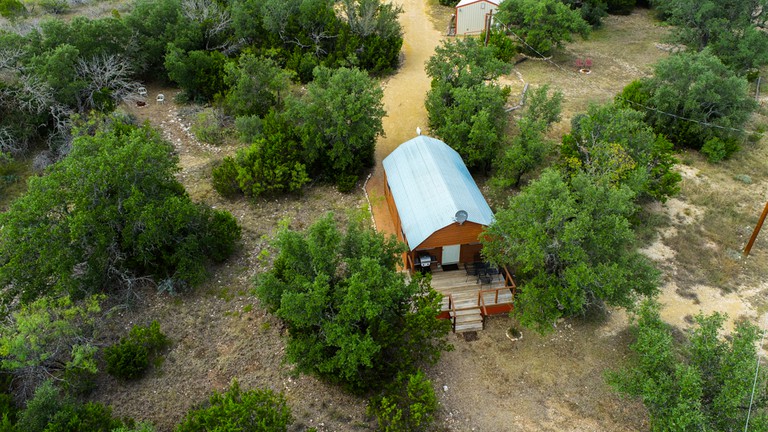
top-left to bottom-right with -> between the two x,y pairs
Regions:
484,10 -> 493,47
756,76 -> 762,101
744,199 -> 768,256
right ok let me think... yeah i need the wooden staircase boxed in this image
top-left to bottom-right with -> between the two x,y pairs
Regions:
429,267 -> 516,333
449,299 -> 485,332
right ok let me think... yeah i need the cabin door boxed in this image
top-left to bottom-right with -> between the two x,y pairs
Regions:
442,245 -> 460,265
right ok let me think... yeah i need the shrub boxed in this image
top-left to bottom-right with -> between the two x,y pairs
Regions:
104,321 -> 169,380
191,108 -> 225,145
0,0 -> 25,18
15,381 -> 129,432
234,115 -> 262,143
368,370 -> 438,432
212,157 -> 240,198
606,0 -> 634,15
701,137 -> 739,163
485,30 -> 518,62
38,0 -> 69,14
176,381 -> 292,432
335,173 -> 358,193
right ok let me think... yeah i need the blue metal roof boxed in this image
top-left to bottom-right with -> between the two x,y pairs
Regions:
382,136 -> 494,250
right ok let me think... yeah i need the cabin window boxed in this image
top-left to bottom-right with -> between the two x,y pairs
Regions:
481,2 -> 485,9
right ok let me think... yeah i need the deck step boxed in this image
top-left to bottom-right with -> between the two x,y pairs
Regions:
450,307 -> 484,333
455,319 -> 484,332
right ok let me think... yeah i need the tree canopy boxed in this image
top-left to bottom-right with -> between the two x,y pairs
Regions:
294,66 -> 385,188
609,300 -> 768,431
618,50 -> 757,159
0,120 -> 240,304
176,381 -> 292,432
0,295 -> 102,401
425,38 -> 511,172
491,84 -> 563,190
255,214 -> 451,393
482,169 -> 658,332
496,0 -> 590,56
562,103 -> 681,201
652,0 -> 768,73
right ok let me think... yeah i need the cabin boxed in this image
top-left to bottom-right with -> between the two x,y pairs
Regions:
455,0 -> 503,36
383,136 -> 516,332
383,135 -> 493,270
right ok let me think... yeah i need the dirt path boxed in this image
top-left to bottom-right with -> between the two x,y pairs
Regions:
366,0 -> 443,238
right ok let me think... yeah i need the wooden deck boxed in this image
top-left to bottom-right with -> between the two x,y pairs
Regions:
422,266 -> 515,333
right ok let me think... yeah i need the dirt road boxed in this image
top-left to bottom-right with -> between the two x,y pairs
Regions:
366,0 -> 443,237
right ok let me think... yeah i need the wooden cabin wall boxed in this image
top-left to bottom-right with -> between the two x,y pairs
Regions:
416,222 -> 485,251
460,243 -> 483,263
383,173 -> 405,244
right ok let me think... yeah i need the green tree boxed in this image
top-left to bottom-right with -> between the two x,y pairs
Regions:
214,111 -> 309,198
605,0 -> 634,14
652,0 -> 768,73
608,300 -> 768,431
620,50 -> 757,156
425,38 -> 510,89
0,0 -> 25,19
293,66 -> 385,190
368,370 -> 438,432
342,0 -> 404,75
425,38 -> 511,171
164,45 -> 228,102
14,381 -> 128,432
482,169 -> 658,332
176,381 -> 292,432
426,83 -> 510,171
0,296 -> 102,401
561,103 -> 681,201
123,0 -> 192,77
224,52 -> 292,117
255,214 -> 451,392
496,0 -> 590,56
562,0 -> 608,27
35,16 -> 133,61
491,84 -> 563,189
0,120 -> 240,304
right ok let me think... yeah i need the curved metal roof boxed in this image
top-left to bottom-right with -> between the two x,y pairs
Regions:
383,136 -> 494,250
456,0 -> 502,8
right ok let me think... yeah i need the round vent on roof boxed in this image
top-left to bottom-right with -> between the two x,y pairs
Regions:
455,210 -> 468,225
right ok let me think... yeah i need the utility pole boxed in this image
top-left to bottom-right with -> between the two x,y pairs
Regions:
743,199 -> 768,256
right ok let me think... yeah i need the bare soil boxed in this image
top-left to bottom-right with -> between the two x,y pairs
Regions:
77,4 -> 768,432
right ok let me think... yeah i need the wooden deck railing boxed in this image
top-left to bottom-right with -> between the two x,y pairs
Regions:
476,285 -> 515,330
502,265 -> 516,290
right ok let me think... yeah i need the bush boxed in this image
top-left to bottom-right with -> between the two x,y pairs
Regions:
212,157 -> 240,198
485,30 -> 518,62
15,381 -> 129,432
701,137 -> 739,163
606,0 -> 634,15
191,108 -> 225,145
104,321 -> 170,380
335,173 -> 358,193
38,0 -> 69,14
234,115 -> 262,143
368,370 -> 438,432
176,381 -> 292,432
0,0 -> 25,18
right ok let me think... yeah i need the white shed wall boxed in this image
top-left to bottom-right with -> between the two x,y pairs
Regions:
456,0 -> 500,35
